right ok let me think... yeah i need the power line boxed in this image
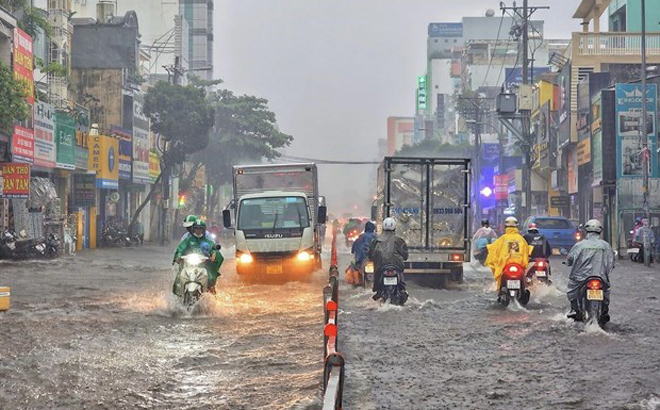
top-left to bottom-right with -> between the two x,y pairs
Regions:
480,10 -> 506,90
278,155 -> 379,165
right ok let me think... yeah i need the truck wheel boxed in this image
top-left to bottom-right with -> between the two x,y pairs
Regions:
451,268 -> 464,284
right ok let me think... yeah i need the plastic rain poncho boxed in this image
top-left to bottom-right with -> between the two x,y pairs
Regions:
472,227 -> 498,254
566,232 -> 615,302
485,227 -> 533,289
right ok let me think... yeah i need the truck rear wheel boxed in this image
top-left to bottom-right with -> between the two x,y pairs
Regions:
451,267 -> 464,284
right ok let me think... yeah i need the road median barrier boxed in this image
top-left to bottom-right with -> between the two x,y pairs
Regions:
322,229 -> 343,409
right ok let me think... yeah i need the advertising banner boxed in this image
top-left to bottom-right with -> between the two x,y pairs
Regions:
149,151 -> 160,182
54,112 -> 76,170
33,102 -> 56,168
428,22 -> 463,38
615,83 -> 658,178
568,145 -> 578,194
11,125 -> 34,163
72,173 -> 96,207
132,96 -> 150,184
89,134 -> 119,189
494,174 -> 509,200
504,67 -> 551,89
592,93 -> 603,186
577,138 -> 591,165
0,163 -> 30,198
111,126 -> 132,180
13,28 -> 33,105
75,146 -> 89,170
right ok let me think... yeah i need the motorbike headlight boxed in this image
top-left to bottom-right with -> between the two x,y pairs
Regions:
211,233 -> 217,240
187,254 -> 203,266
239,253 -> 254,264
297,250 -> 313,262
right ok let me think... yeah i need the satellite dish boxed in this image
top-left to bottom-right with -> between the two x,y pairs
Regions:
486,9 -> 495,17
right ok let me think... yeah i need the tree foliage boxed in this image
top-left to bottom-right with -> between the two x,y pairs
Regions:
0,63 -> 29,136
0,0 -> 52,39
143,81 -> 215,165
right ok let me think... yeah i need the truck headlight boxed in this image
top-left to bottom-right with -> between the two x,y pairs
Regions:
238,253 -> 254,264
297,250 -> 313,262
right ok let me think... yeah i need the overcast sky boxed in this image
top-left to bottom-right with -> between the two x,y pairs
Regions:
216,0 -> 581,215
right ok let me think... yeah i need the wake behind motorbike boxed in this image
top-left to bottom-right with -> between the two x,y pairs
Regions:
174,253 -> 210,308
376,264 -> 408,306
498,262 -> 530,307
571,276 -> 609,327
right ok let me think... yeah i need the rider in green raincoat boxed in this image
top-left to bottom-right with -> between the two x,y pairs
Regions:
172,220 -> 223,295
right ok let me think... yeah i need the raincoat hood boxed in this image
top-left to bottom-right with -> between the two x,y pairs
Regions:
485,227 -> 533,289
365,221 -> 376,233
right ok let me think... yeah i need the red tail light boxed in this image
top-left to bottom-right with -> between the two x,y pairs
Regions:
587,279 -> 602,290
536,260 -> 546,268
451,254 -> 463,262
575,231 -> 583,241
505,264 -> 524,278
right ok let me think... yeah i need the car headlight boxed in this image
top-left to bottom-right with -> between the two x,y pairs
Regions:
239,253 -> 254,264
297,250 -> 313,262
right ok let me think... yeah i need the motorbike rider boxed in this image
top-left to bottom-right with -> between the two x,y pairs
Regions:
485,216 -> 533,291
472,219 -> 498,262
368,217 -> 409,299
523,223 -> 552,260
566,219 -> 615,321
352,221 -> 376,266
632,217 -> 655,263
173,219 -> 223,294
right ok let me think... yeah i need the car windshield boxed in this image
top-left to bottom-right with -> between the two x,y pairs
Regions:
534,218 -> 572,229
238,196 -> 310,230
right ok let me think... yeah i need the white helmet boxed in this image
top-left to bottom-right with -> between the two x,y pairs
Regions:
504,216 -> 518,227
584,219 -> 603,234
383,217 -> 397,231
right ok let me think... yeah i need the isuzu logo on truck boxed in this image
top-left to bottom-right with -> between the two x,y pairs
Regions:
264,233 -> 284,238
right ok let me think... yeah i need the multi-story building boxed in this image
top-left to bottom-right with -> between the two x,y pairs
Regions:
179,0 -> 214,81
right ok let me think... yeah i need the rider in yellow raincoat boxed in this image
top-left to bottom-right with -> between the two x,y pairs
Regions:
485,217 -> 534,289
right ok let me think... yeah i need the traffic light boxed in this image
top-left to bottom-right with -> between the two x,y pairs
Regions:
178,193 -> 186,209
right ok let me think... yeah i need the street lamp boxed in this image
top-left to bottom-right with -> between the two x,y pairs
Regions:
641,0 -> 651,266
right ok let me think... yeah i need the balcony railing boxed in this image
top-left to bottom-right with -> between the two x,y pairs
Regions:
576,32 -> 660,56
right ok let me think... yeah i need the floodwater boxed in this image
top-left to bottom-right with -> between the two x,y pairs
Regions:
2,245 -> 659,409
0,245 -> 325,410
340,257 -> 660,409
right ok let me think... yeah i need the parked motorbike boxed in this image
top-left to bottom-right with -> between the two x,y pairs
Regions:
0,230 -> 60,260
570,276 -> 609,327
174,253 -> 210,308
527,258 -> 552,284
498,262 -> 530,307
376,264 -> 408,306
0,229 -> 17,259
101,224 -> 131,247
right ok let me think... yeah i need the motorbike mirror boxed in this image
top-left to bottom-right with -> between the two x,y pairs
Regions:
222,210 -> 232,229
215,244 -> 222,251
317,205 -> 327,224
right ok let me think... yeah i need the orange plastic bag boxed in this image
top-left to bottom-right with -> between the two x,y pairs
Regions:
345,264 -> 359,285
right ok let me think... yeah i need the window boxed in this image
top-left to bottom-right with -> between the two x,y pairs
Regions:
238,197 -> 310,230
533,218 -> 572,229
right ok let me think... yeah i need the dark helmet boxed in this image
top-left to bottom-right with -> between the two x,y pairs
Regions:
481,219 -> 490,227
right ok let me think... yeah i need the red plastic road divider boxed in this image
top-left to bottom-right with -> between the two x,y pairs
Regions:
322,271 -> 344,410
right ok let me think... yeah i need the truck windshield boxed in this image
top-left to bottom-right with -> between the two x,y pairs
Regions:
238,197 -> 310,230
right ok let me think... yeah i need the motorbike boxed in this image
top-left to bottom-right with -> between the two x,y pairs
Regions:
174,253 -> 210,307
345,228 -> 359,247
362,260 -> 375,289
376,264 -> 408,306
43,233 -> 61,259
101,224 -> 131,247
526,258 -> 551,284
571,276 -> 609,327
0,229 -> 17,259
498,262 -> 530,307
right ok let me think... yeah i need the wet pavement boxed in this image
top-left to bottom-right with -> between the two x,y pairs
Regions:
0,245 -> 324,410
340,256 -> 660,409
1,246 -> 659,409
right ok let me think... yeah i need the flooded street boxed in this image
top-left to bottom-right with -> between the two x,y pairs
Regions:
340,256 -> 660,410
2,246 -> 660,409
0,245 -> 324,410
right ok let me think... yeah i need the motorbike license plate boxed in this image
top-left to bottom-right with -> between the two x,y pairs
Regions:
383,277 -> 398,286
266,265 -> 284,275
507,280 -> 521,290
587,289 -> 604,301
627,248 -> 640,254
552,248 -> 560,255
536,271 -> 547,277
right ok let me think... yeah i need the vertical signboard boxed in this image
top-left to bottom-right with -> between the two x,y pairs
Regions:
149,151 -> 160,182
494,174 -> 509,201
132,96 -> 150,184
11,126 -> 34,164
13,28 -> 34,105
567,145 -> 578,194
54,112 -> 76,170
615,83 -> 658,178
591,93 -> 603,186
33,102 -> 56,168
111,126 -> 132,180
417,75 -> 427,111
88,134 -> 119,189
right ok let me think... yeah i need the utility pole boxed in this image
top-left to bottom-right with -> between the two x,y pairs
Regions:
641,0 -> 651,266
500,0 -> 549,222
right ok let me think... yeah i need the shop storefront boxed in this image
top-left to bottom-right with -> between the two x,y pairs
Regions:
88,128 -> 119,243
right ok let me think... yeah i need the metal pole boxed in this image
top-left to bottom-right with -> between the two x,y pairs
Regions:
641,0 -> 651,266
475,103 -> 482,228
522,0 -> 532,221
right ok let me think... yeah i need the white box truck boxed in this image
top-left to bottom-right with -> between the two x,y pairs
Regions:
372,157 -> 471,285
223,163 -> 326,278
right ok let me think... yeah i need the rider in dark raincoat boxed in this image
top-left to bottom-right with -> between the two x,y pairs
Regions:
566,219 -> 615,318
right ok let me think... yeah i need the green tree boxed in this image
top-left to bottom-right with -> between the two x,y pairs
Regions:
0,0 -> 52,39
128,81 -> 215,238
0,63 -> 29,137
187,89 -> 293,218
